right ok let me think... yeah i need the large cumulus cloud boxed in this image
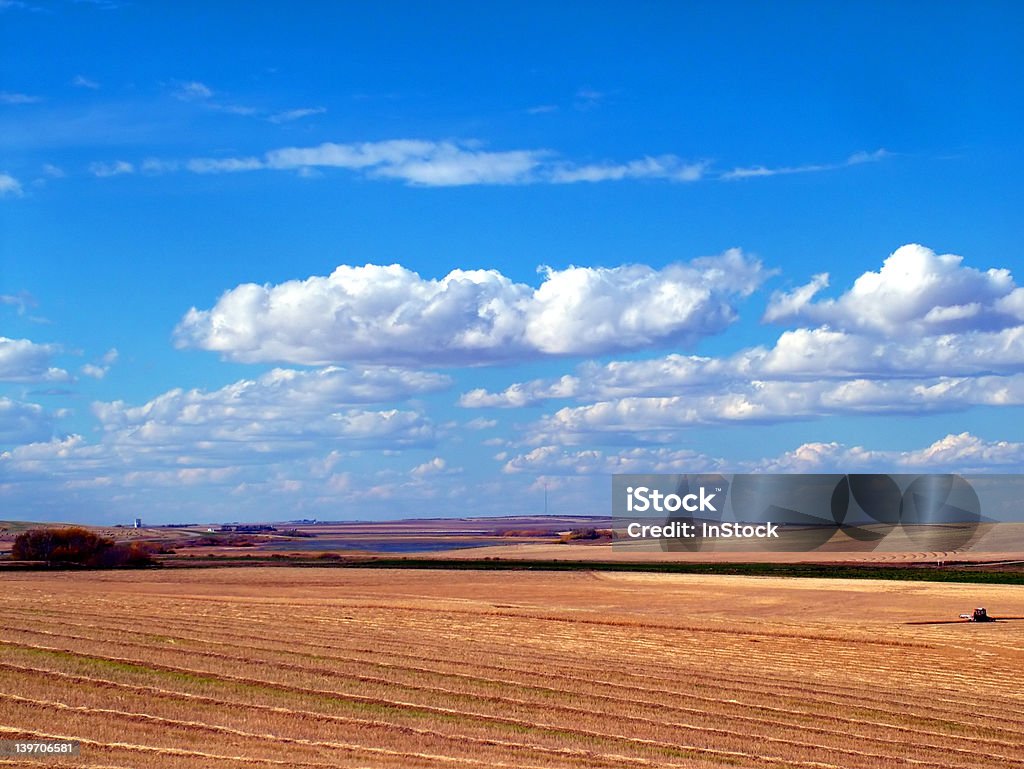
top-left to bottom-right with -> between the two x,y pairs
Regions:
763,243 -> 1019,334
174,250 -> 769,365
460,245 -> 1024,447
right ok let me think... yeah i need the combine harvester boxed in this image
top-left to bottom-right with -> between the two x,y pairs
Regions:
907,607 -> 1024,625
959,607 -> 995,622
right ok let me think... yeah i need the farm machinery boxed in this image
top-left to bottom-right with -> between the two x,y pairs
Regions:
959,607 -> 995,622
906,606 -> 1024,625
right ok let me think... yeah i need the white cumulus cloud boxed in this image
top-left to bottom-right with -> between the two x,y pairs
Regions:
175,251 -> 769,365
0,337 -> 69,382
76,348 -> 116,380
503,445 -> 725,475
92,366 -> 446,448
502,433 -> 1024,476
1,366 -> 443,500
755,433 -> 1024,473
411,457 -> 448,477
525,374 -> 1024,445
80,364 -> 107,379
0,398 -> 56,444
461,324 -> 1024,408
763,244 -> 1018,334
462,245 -> 1024,429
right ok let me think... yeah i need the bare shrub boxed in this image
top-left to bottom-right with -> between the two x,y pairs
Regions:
11,527 -> 156,568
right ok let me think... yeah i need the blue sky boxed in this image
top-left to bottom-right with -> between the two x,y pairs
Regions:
2,1 -> 1024,524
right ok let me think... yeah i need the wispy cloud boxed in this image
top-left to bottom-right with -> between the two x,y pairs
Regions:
0,291 -> 47,323
573,87 -> 606,110
171,80 -> 321,123
550,156 -> 709,184
722,149 -> 888,180
74,0 -> 125,9
0,0 -> 41,12
173,80 -> 213,101
71,75 -> 100,90
213,103 -> 259,116
0,172 -> 23,197
185,157 -> 263,173
268,106 -> 326,124
527,86 -> 609,114
140,157 -> 179,174
96,137 -> 888,189
143,139 -> 713,187
0,91 -> 42,104
180,140 -> 544,185
0,291 -> 36,315
88,160 -> 133,177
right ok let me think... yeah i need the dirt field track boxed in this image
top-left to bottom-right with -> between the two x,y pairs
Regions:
1,568 -> 1022,768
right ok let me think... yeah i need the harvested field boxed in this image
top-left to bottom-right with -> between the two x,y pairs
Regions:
1,568 -> 1022,768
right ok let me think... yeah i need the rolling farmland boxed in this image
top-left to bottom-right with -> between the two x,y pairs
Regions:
1,568 -> 1023,768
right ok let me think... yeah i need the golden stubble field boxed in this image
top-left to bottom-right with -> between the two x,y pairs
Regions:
1,568 -> 1022,768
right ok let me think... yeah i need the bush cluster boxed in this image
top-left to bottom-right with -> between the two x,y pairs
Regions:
11,527 -> 157,568
558,527 -> 612,543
